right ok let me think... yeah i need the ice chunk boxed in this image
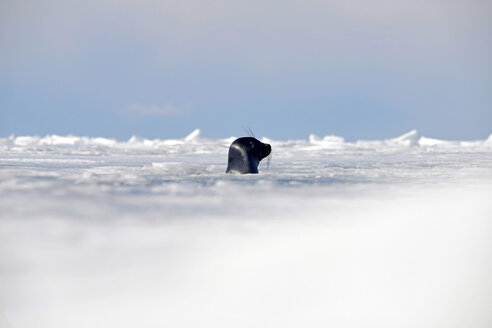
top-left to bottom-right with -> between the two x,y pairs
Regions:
184,129 -> 200,142
39,135 -> 80,146
418,137 -> 452,147
308,134 -> 345,149
387,130 -> 420,147
90,137 -> 117,147
13,136 -> 41,147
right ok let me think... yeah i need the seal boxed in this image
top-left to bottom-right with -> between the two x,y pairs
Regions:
226,137 -> 271,174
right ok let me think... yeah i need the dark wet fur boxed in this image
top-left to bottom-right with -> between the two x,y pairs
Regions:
226,137 -> 272,174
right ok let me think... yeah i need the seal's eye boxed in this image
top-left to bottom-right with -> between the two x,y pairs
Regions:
250,142 -> 255,148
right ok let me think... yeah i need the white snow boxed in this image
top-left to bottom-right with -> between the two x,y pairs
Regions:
1,130 -> 492,328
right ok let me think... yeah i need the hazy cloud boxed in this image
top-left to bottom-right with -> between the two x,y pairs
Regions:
126,103 -> 190,116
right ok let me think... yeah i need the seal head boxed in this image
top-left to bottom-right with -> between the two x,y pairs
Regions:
226,137 -> 271,174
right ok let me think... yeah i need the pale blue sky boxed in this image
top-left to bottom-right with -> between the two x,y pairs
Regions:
1,0 -> 491,140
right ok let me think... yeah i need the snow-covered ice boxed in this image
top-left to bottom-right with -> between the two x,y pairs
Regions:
1,129 -> 492,328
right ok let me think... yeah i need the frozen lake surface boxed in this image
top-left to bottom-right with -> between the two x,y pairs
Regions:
1,129 -> 492,328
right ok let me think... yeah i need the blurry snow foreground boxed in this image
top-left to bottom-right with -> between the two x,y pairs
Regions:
1,129 -> 492,328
